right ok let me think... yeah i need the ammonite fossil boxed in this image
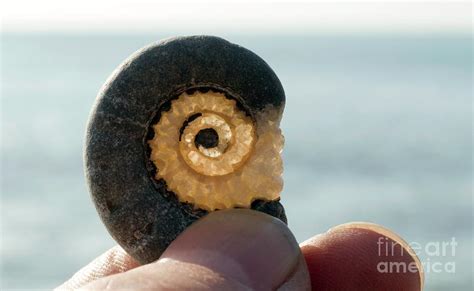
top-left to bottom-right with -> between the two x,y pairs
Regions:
85,36 -> 286,264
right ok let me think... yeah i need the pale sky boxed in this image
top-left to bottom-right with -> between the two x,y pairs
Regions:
1,0 -> 471,34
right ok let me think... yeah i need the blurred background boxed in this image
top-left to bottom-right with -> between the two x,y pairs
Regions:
1,1 -> 472,290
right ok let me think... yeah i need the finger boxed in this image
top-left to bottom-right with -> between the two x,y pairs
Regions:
83,209 -> 311,290
56,245 -> 140,290
300,222 -> 423,291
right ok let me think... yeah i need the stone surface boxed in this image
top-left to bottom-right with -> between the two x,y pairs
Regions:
85,35 -> 287,264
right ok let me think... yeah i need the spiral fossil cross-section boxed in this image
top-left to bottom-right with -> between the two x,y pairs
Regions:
85,35 -> 287,263
149,90 -> 284,211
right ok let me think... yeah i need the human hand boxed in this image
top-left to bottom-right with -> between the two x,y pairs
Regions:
57,209 -> 423,290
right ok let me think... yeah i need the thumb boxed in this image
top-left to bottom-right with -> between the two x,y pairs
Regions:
83,209 -> 310,290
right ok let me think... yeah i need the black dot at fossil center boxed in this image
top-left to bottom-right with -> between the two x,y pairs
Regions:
194,128 -> 219,149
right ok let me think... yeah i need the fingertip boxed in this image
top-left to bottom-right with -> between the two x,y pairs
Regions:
161,209 -> 310,290
301,222 -> 423,291
328,222 -> 424,290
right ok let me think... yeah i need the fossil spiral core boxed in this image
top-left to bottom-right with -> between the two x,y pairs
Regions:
149,91 -> 284,211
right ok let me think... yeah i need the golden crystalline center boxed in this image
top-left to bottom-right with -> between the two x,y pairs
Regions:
148,91 -> 284,211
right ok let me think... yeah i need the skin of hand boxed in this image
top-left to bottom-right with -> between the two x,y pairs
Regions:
57,209 -> 423,290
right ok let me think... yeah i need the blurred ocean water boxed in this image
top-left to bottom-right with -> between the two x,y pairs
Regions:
1,34 -> 472,290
